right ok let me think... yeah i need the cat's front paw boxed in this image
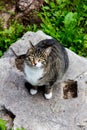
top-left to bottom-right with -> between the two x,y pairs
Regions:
30,89 -> 38,95
44,92 -> 52,100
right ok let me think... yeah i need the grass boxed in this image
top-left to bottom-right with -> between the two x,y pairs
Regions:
38,0 -> 87,56
0,0 -> 87,57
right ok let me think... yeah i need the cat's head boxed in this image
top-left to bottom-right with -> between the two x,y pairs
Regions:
25,42 -> 51,68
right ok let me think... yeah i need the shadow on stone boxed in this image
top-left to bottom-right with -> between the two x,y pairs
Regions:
25,81 -> 46,96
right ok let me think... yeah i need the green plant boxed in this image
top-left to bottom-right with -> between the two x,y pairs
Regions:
0,118 -> 25,130
0,21 -> 24,57
0,20 -> 38,57
0,119 -> 7,130
0,0 -> 87,57
38,0 -> 87,56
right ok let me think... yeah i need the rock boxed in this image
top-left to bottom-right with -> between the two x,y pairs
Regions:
17,0 -> 43,12
0,106 -> 15,129
0,30 -> 87,130
16,0 -> 43,22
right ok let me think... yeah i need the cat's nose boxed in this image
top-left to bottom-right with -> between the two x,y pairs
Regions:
34,60 -> 38,66
32,62 -> 36,66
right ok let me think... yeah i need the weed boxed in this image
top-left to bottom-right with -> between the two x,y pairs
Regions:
0,118 -> 25,130
0,21 -> 24,57
38,0 -> 87,56
0,0 -> 87,57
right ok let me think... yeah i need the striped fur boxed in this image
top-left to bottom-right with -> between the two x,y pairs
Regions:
24,39 -> 69,99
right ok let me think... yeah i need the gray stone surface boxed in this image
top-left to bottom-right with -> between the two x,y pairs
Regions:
0,30 -> 87,130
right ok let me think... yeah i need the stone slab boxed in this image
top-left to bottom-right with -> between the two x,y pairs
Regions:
0,31 -> 87,130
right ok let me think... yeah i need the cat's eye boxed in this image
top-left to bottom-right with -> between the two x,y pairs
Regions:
29,56 -> 33,59
38,59 -> 41,62
42,59 -> 46,64
29,56 -> 34,62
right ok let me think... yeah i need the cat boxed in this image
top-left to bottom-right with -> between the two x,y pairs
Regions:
23,39 -> 69,99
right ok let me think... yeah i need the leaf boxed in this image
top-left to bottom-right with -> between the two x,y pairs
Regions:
0,51 -> 3,57
64,12 -> 77,28
0,119 -> 7,130
50,2 -> 55,8
44,0 -> 49,4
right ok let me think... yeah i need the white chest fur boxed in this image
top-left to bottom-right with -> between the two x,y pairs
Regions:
24,63 -> 44,86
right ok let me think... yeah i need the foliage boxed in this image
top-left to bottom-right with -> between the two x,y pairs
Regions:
0,119 -> 7,130
0,20 -> 38,57
38,0 -> 87,56
0,0 -> 87,57
0,118 -> 25,130
0,21 -> 23,57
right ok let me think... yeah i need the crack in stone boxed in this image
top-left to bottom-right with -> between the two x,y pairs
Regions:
0,105 -> 16,129
74,70 -> 87,80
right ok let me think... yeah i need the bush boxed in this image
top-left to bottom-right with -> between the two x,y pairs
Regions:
38,0 -> 87,56
0,21 -> 24,57
0,20 -> 38,57
0,0 -> 87,57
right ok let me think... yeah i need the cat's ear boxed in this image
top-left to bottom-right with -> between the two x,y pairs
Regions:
26,41 -> 34,55
44,47 -> 51,57
29,41 -> 35,49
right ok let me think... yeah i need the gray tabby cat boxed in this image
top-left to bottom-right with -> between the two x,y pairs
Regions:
24,39 -> 69,99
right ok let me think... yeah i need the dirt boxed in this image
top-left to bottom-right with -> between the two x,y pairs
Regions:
0,0 -> 17,28
0,0 -> 43,29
